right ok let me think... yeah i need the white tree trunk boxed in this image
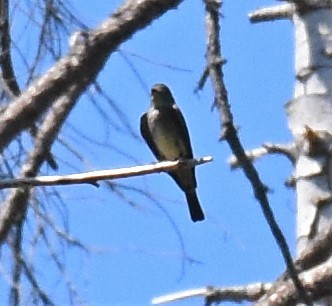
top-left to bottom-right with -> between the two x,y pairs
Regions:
287,7 -> 332,305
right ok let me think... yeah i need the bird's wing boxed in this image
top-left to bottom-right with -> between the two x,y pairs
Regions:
140,112 -> 163,160
164,107 -> 196,190
170,106 -> 193,158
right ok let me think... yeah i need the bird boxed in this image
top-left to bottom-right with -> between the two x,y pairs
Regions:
140,83 -> 205,222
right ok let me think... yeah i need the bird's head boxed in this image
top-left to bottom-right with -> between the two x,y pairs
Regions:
150,84 -> 175,108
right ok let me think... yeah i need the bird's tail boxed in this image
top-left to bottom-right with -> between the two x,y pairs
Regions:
185,190 -> 205,222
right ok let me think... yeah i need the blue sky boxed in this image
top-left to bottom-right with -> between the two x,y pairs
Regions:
1,0 -> 298,305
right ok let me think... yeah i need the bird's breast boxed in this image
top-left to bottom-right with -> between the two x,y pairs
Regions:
147,109 -> 186,160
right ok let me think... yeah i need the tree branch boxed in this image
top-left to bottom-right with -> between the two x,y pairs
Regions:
0,0 -> 183,152
0,0 -> 21,97
21,260 -> 56,306
0,0 -> 58,170
272,222 -> 332,284
0,83 -> 86,243
152,258 -> 332,305
152,283 -> 272,305
9,219 -> 24,306
292,0 -> 332,14
249,3 -> 294,23
228,142 -> 297,169
0,157 -> 212,189
203,0 -> 311,304
256,261 -> 332,305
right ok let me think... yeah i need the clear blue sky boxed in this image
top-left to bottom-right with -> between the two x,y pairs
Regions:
1,0 -> 297,305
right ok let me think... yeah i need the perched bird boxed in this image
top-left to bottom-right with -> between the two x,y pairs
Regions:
140,84 -> 205,222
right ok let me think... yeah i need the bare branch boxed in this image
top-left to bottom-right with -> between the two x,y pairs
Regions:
0,0 -> 21,97
249,3 -> 294,23
251,223 -> 332,304
256,261 -> 332,305
0,0 -> 183,152
120,49 -> 192,73
9,220 -> 24,306
152,283 -> 272,305
278,222 -> 332,280
229,143 -> 297,169
0,0 -> 187,248
206,283 -> 272,305
203,0 -> 311,304
31,197 -> 89,251
0,83 -> 85,244
0,156 -> 213,189
153,259 -> 332,305
194,66 -> 209,93
21,260 -> 56,306
292,0 -> 332,14
40,228 -> 82,303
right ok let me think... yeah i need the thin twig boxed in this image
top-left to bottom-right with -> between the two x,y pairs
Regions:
21,260 -> 56,306
194,66 -> 209,93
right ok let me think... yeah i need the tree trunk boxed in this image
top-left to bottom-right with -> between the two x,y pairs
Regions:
286,4 -> 332,305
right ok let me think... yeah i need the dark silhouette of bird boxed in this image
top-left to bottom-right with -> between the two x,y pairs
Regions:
140,84 -> 204,222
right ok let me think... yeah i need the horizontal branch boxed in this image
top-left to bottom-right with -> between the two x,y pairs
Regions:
0,156 -> 213,189
228,143 -> 296,169
151,283 -> 272,305
152,259 -> 332,305
152,288 -> 209,304
249,3 -> 294,23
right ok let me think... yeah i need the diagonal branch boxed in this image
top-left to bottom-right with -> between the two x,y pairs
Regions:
256,261 -> 332,305
21,259 -> 56,306
269,223 -> 332,292
0,0 -> 58,170
0,0 -> 183,152
0,82 -> 82,244
203,0 -> 311,304
0,0 -> 185,245
295,223 -> 332,273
